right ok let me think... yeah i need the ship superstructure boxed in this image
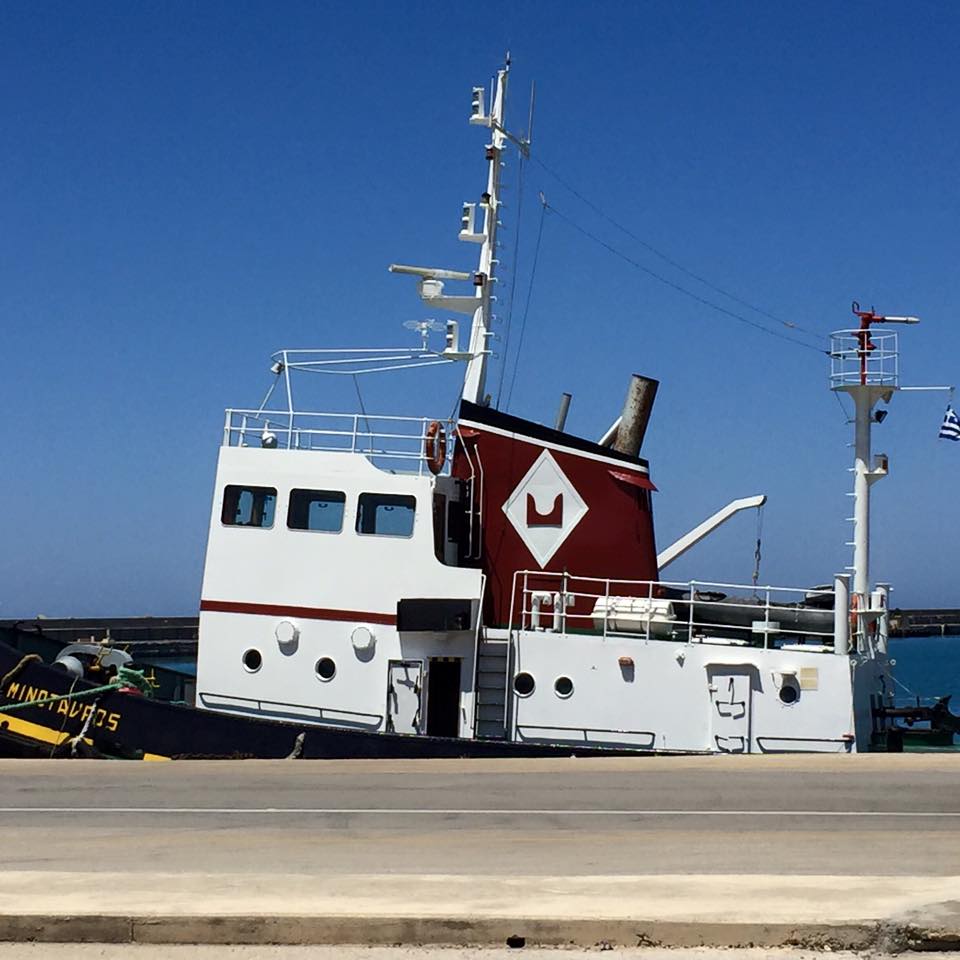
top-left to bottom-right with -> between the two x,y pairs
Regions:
192,61 -> 911,754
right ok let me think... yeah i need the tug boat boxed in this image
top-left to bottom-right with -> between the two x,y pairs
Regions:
0,60 -> 939,758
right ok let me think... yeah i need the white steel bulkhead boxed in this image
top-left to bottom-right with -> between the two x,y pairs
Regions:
196,446 -> 483,735
509,631 -> 860,754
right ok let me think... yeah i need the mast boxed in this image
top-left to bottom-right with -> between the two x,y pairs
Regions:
389,58 -> 530,406
460,65 -> 510,405
831,303 -> 917,601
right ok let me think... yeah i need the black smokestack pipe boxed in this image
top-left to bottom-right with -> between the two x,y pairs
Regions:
612,374 -> 659,457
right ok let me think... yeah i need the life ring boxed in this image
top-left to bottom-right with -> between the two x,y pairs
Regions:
424,420 -> 447,475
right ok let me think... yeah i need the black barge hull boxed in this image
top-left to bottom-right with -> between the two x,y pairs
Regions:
0,640 -> 683,760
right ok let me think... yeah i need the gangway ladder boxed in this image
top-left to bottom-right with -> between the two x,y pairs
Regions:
473,628 -> 510,739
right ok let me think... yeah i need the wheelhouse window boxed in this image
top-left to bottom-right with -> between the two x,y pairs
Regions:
222,485 -> 276,528
356,493 -> 416,538
287,489 -> 346,533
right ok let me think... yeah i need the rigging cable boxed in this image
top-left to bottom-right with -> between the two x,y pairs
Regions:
833,389 -> 853,424
504,194 -> 548,411
496,152 -> 526,409
545,199 -> 828,356
531,154 -> 827,344
752,503 -> 764,594
48,674 -> 81,759
256,374 -> 280,416
352,374 -> 372,439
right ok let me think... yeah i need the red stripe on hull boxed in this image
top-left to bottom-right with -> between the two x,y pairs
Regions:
200,599 -> 396,626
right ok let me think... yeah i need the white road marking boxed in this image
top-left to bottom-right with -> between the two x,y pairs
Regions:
0,807 -> 958,817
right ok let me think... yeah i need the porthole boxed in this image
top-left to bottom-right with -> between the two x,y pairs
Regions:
242,648 -> 262,673
513,672 -> 535,697
554,676 -> 574,698
316,657 -> 336,681
779,682 -> 799,705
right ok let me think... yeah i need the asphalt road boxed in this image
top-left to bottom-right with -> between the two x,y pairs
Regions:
2,754 -> 959,876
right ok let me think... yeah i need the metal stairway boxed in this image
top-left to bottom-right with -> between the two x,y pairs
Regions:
474,631 -> 510,739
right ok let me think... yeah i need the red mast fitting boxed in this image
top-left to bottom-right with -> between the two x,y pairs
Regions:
851,300 -> 883,386
851,300 -> 919,385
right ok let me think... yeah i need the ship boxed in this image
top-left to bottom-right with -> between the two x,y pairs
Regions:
1,59 -> 948,759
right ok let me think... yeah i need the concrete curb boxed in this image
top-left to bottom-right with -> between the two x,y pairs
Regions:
1,915 -> 959,951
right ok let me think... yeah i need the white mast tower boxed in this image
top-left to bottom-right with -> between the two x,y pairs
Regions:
830,302 -> 918,650
390,58 -> 531,405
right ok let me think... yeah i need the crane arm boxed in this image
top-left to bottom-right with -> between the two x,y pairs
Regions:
657,495 -> 766,572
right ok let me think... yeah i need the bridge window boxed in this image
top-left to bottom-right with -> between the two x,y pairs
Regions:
288,489 -> 346,532
356,493 -> 416,537
222,485 -> 276,528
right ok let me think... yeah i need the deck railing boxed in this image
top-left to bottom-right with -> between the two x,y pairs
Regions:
509,571 -> 837,649
830,329 -> 899,389
222,409 -> 456,476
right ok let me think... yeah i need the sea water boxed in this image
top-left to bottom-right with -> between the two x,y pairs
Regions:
888,635 -> 960,703
888,634 -> 960,747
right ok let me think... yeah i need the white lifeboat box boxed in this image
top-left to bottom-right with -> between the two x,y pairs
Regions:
592,596 -> 677,637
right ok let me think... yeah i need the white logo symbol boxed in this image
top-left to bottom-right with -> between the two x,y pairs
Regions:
502,450 -> 588,567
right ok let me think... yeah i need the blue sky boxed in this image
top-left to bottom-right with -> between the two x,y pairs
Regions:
2,0 -> 958,616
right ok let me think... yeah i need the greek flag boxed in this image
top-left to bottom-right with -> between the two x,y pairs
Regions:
940,405 -> 960,441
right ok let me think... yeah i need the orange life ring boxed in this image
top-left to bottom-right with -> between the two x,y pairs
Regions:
424,420 -> 447,475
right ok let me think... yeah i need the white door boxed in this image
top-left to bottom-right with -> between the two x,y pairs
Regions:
709,670 -> 752,753
386,660 -> 423,735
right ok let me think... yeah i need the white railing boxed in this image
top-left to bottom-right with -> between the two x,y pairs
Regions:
830,329 -> 899,389
509,571 -> 836,650
222,409 -> 456,476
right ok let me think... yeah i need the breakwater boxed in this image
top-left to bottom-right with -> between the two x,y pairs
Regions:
890,610 -> 960,637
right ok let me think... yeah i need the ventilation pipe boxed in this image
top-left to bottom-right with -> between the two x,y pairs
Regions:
554,392 -> 572,432
612,375 -> 659,456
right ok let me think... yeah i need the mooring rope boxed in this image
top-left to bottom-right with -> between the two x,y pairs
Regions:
0,654 -> 41,691
0,666 -> 152,714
